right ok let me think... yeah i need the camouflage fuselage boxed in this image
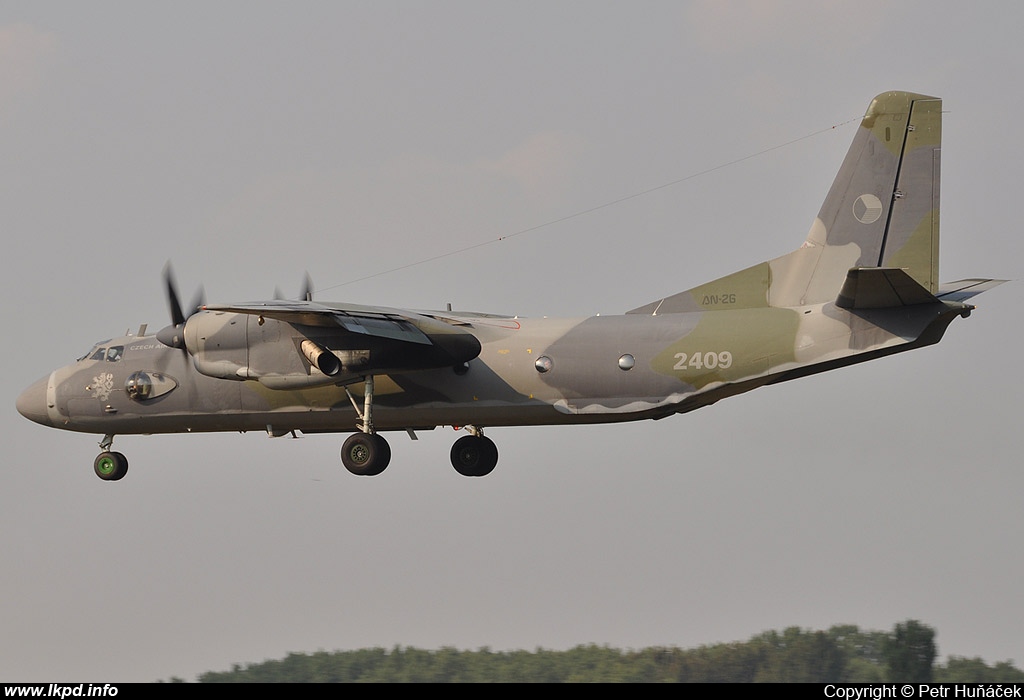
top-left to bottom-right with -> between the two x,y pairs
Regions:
23,298 -> 967,437
16,91 -> 997,467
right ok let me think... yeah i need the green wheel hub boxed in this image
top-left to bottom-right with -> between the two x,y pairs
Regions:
95,456 -> 116,476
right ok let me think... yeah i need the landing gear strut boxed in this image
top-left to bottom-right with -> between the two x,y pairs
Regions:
341,376 -> 391,476
450,428 -> 498,477
94,434 -> 129,481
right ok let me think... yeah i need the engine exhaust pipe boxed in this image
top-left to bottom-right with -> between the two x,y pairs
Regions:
300,340 -> 341,376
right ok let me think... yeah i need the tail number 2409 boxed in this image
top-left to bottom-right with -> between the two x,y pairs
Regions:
673,351 -> 733,371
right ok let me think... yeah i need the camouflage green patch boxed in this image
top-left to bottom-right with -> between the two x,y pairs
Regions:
883,208 -> 940,293
651,306 -> 800,389
904,95 -> 941,150
860,91 -> 939,158
686,261 -> 772,310
862,92 -> 912,157
246,376 -> 404,412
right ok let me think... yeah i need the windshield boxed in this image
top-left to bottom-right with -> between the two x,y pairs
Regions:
78,341 -> 122,362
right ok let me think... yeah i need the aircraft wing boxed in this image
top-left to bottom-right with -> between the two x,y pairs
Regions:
202,300 -> 437,344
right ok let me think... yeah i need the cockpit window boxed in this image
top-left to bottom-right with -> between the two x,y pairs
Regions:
79,340 -> 116,362
83,345 -> 124,362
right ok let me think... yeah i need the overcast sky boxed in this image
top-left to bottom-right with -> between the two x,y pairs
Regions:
2,2 -> 1021,682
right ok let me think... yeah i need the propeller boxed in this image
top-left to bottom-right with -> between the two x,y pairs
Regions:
156,263 -> 204,350
275,273 -> 314,302
300,273 -> 313,302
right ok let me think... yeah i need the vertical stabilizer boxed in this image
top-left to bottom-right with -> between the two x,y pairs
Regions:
792,91 -> 941,303
629,91 -> 942,314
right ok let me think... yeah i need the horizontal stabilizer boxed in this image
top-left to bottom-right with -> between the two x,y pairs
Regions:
835,268 -> 940,309
936,278 -> 1008,302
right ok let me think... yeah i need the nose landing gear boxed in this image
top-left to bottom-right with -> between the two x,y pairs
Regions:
94,434 -> 128,481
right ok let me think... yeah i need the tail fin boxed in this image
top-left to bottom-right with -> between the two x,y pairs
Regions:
629,91 -> 942,314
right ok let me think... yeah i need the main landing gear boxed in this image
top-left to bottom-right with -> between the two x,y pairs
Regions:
450,430 -> 498,477
94,434 -> 128,481
340,376 -> 498,477
340,432 -> 391,476
341,376 -> 391,476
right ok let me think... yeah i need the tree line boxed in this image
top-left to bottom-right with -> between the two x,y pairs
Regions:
172,620 -> 1023,683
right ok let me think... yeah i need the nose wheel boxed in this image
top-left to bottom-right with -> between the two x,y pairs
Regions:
94,451 -> 129,481
93,434 -> 128,481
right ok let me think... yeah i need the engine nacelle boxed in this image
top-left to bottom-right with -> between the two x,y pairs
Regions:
180,307 -> 482,390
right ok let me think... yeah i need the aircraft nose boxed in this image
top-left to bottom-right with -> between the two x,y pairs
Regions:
17,375 -> 52,427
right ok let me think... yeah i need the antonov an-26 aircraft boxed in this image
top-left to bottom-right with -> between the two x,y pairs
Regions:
17,91 -> 1004,480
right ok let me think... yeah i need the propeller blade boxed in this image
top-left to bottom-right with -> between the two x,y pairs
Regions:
187,285 -> 206,318
163,263 -> 185,327
157,263 -> 203,350
301,273 -> 314,302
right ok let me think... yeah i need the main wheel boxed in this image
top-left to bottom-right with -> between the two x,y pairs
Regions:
450,435 -> 498,477
341,433 -> 391,476
94,451 -> 129,481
